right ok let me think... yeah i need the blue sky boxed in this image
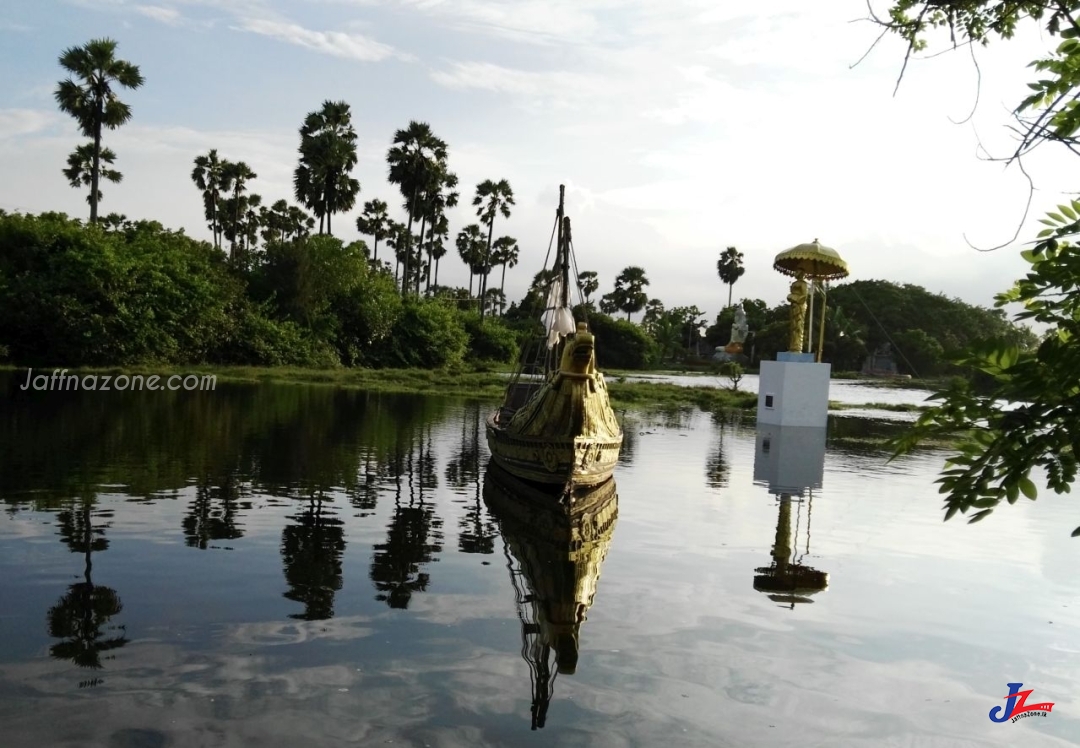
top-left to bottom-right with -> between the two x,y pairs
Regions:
0,0 -> 1072,322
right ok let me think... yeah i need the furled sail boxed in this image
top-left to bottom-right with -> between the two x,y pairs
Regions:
542,278 -> 576,349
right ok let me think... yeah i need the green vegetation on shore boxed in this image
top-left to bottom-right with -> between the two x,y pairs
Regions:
1,364 -> 758,411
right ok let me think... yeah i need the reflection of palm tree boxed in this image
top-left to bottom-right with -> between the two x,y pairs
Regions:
458,493 -> 498,554
281,493 -> 346,620
705,442 -> 730,489
370,497 -> 443,609
446,404 -> 495,553
484,465 -> 618,730
371,435 -> 444,609
617,427 -> 637,466
705,418 -> 730,489
183,474 -> 246,550
48,500 -> 127,670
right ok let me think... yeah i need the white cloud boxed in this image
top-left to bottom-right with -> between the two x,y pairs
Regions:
236,18 -> 402,61
133,4 -> 183,24
430,61 -> 607,109
396,0 -> 602,44
0,109 -> 59,139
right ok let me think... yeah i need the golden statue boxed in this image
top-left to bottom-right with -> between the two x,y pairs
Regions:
786,273 -> 808,352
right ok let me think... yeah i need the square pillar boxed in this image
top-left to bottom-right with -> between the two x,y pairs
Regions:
757,356 -> 831,428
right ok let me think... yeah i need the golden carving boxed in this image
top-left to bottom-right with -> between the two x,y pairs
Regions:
786,272 -> 808,353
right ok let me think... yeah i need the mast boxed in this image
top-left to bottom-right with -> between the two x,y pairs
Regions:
558,184 -> 569,310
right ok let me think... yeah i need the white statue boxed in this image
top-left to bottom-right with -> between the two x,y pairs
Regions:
730,303 -> 749,345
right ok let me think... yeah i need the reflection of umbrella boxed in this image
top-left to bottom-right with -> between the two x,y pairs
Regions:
773,239 -> 849,281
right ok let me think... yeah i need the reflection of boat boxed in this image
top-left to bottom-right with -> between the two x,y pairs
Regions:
485,186 -> 623,488
483,462 -> 618,729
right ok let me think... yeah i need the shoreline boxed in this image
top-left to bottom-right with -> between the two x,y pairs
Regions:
0,364 -> 760,411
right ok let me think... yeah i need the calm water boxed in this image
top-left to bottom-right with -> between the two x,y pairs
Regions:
1,374 -> 1078,747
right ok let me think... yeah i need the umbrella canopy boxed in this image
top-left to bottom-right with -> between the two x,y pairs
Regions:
773,239 -> 849,281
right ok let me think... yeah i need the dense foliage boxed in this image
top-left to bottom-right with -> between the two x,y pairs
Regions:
0,212 -> 518,369
700,281 -> 1035,375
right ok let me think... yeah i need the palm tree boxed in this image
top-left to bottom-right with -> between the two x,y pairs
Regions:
356,199 -> 391,264
578,270 -> 599,305
54,38 -> 144,223
386,220 -> 409,284
427,213 -> 450,290
63,142 -> 121,208
613,266 -> 650,321
294,101 -> 361,236
219,161 -> 256,263
101,212 -> 127,233
191,149 -> 228,249
240,193 -> 263,262
490,236 -> 519,315
717,246 -> 746,309
482,288 -> 506,317
386,121 -> 449,295
456,224 -> 485,299
472,179 -> 515,319
642,298 -> 665,334
288,205 -> 315,240
419,168 -> 458,294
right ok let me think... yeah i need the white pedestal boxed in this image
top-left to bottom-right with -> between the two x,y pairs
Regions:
757,360 -> 831,428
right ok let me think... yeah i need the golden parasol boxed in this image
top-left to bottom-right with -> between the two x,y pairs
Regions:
773,239 -> 849,360
772,238 -> 849,281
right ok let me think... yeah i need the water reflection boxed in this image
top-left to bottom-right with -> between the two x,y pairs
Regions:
370,433 -> 444,609
281,492 -> 346,621
483,465 -> 618,730
752,425 -> 829,609
446,404 -> 496,555
183,474 -> 248,550
48,497 -> 128,675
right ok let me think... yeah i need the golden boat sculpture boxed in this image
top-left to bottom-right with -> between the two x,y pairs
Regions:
483,462 -> 618,730
486,185 -> 623,490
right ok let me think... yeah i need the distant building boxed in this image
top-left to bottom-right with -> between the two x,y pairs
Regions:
861,343 -> 899,376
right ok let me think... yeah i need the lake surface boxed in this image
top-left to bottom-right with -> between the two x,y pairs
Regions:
1,373 -> 1077,747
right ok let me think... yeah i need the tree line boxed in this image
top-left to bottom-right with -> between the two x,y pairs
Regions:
0,36 -> 1037,379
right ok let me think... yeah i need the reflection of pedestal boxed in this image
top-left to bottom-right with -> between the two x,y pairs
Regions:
752,424 -> 829,608
757,356 -> 831,428
753,425 -> 826,498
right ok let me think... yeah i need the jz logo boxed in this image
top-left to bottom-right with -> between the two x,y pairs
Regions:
989,683 -> 1054,723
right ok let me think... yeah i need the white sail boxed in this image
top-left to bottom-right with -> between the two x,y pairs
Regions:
542,278 -> 576,349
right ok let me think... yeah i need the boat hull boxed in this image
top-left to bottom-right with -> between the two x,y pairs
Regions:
485,413 -> 621,486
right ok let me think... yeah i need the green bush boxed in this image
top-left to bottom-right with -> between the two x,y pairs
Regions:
0,212 -> 238,366
582,313 -> 657,370
374,300 -> 468,369
210,299 -> 339,367
460,312 -> 519,364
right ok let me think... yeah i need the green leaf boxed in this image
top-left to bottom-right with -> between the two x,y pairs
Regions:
1006,482 -> 1019,504
1072,526 -> 1080,538
967,509 -> 993,524
1019,476 -> 1038,500
1060,204 -> 1077,221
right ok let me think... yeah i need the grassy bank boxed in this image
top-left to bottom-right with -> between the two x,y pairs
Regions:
1,364 -> 758,411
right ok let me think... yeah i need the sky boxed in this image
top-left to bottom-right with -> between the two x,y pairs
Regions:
0,0 -> 1075,324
